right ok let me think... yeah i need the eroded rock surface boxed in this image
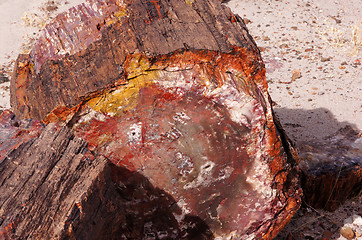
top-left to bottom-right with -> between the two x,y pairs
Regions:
5,0 -> 302,239
44,48 -> 302,239
0,110 -> 44,162
0,113 -> 217,239
11,0 -> 259,120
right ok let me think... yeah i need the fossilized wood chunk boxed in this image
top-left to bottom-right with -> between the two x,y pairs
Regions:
299,126 -> 362,211
6,0 -> 302,239
0,113 -> 106,239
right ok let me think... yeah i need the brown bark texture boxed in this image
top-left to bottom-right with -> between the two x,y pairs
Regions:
3,0 -> 305,239
11,0 -> 260,120
1,110 -> 197,240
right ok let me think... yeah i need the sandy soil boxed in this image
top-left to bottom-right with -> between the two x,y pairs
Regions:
226,0 -> 361,144
0,0 -> 361,239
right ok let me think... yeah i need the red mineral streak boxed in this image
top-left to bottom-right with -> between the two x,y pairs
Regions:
0,110 -> 44,162
0,218 -> 19,240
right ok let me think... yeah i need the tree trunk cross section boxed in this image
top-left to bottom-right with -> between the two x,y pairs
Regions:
3,0 -> 305,239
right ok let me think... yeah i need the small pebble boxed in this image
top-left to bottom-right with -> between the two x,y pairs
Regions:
332,17 -> 342,24
353,59 -> 361,65
321,57 -> 331,62
340,226 -> 355,240
243,18 -> 251,24
0,73 -> 9,84
291,69 -> 302,81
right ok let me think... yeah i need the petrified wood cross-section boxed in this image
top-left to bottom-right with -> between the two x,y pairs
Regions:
44,49 -> 301,239
4,0 -> 302,239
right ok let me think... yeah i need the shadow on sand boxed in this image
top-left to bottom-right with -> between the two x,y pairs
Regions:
273,107 -> 359,146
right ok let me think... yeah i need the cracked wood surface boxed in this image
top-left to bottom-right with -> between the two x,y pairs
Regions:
11,0 -> 259,120
4,0 -> 303,239
1,111 -> 206,239
0,111 -> 106,239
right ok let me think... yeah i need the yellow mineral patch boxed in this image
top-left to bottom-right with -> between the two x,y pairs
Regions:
28,62 -> 35,74
106,7 -> 128,26
229,72 -> 252,96
88,55 -> 160,115
125,53 -> 159,79
185,0 -> 194,6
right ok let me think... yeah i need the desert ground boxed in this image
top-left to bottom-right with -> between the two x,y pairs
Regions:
0,0 -> 361,239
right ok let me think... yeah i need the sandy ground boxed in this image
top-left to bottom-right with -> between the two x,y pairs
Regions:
227,0 -> 361,144
0,0 -> 361,239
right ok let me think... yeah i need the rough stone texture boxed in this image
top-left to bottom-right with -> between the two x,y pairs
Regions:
6,0 -> 303,239
11,0 -> 259,120
298,126 -> 362,211
0,110 -> 44,162
0,114 -> 106,239
44,48 -> 302,239
0,113 -> 219,240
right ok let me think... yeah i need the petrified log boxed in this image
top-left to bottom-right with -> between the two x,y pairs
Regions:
298,126 -> 362,211
0,110 -> 106,239
5,0 -> 302,239
2,54 -> 302,239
